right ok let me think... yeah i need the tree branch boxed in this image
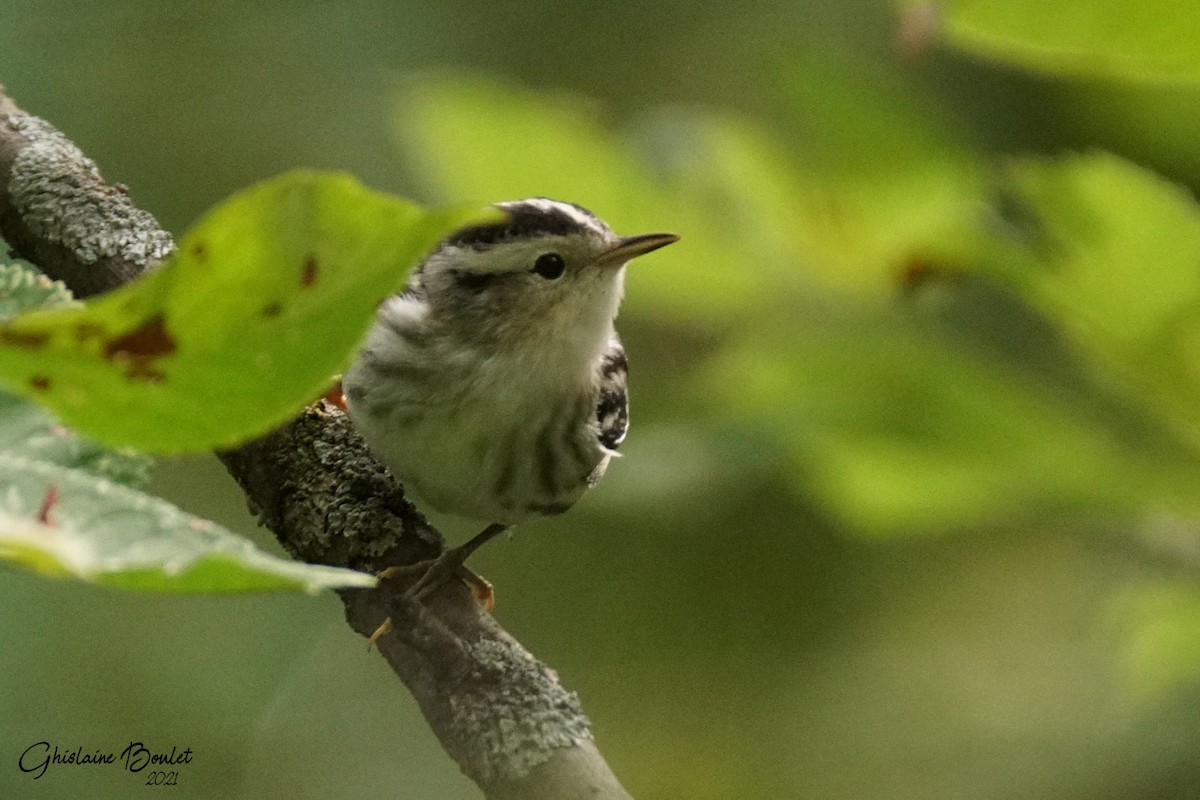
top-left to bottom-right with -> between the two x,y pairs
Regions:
0,86 -> 633,800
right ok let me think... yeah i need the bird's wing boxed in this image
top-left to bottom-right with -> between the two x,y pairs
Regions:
596,337 -> 629,451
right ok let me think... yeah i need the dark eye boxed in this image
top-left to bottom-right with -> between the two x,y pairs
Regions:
531,253 -> 566,280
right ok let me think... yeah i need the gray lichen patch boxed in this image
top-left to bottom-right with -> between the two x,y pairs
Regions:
8,115 -> 174,273
450,635 -> 594,784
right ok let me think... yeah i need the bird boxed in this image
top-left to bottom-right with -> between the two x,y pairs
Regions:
342,197 -> 678,621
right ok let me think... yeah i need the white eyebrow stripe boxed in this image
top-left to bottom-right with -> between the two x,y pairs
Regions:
519,197 -> 608,236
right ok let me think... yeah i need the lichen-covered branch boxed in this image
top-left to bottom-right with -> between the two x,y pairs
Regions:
222,405 -> 613,795
0,85 -> 633,800
0,93 -> 174,296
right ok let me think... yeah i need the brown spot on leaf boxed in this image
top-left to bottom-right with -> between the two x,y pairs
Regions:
37,484 -> 58,526
262,301 -> 283,318
103,313 -> 177,382
900,258 -> 937,289
191,241 -> 207,260
74,322 -> 106,342
0,328 -> 50,349
898,257 -> 963,296
895,2 -> 941,59
30,375 -> 51,391
104,314 -> 176,361
126,365 -> 166,384
300,255 -> 318,289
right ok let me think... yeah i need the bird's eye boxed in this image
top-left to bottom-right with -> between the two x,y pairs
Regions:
531,253 -> 566,280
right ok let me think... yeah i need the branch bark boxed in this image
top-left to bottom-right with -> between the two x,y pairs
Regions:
0,86 -> 633,800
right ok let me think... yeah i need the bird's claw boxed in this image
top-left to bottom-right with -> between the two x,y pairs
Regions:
403,549 -> 469,604
366,616 -> 393,651
463,567 -> 495,612
388,552 -> 495,610
366,555 -> 495,651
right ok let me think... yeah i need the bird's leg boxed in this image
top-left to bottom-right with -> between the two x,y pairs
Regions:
367,523 -> 507,649
404,522 -> 507,606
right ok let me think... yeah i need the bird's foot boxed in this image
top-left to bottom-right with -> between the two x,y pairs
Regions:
397,549 -> 496,611
366,551 -> 497,650
397,522 -> 505,611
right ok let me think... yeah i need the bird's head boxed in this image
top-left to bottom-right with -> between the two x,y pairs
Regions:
415,198 -> 677,356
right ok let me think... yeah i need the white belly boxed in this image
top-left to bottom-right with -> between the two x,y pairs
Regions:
346,356 -> 606,525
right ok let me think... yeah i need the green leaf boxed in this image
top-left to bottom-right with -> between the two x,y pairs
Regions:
0,258 -> 153,487
0,390 -> 153,489
994,153 -> 1200,439
0,171 -> 488,452
732,54 -> 984,293
0,253 -> 366,592
933,0 -> 1200,83
696,150 -> 1200,533
0,258 -> 75,318
1116,574 -> 1200,703
0,454 -> 376,592
706,299 -> 1200,533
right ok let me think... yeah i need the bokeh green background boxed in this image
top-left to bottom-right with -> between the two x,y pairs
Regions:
5,1 -> 1200,798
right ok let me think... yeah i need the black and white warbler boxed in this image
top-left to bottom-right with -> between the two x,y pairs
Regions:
343,198 -> 677,613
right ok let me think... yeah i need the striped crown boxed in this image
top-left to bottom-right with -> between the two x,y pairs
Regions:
444,198 -> 613,250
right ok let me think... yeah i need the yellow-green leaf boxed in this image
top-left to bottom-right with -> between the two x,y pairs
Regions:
0,171 -> 487,452
934,0 -> 1200,83
997,153 -> 1200,438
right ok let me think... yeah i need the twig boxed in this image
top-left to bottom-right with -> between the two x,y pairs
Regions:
0,85 -> 633,800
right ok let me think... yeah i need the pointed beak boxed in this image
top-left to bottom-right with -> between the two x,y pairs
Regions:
595,232 -> 680,267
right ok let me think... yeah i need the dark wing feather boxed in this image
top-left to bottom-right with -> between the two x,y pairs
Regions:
596,338 -> 629,451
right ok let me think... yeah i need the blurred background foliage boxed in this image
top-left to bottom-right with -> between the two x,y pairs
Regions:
4,0 -> 1200,798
